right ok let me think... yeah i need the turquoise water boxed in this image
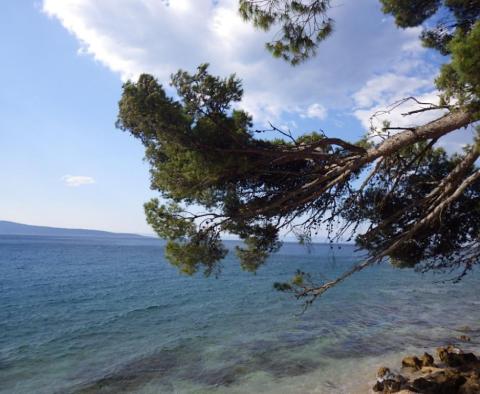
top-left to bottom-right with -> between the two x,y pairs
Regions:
1,235 -> 479,393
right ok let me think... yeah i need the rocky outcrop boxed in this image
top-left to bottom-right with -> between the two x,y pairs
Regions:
420,353 -> 435,368
373,346 -> 480,393
437,345 -> 477,368
402,356 -> 423,371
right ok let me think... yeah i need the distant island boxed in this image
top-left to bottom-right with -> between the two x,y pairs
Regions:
0,221 -> 146,238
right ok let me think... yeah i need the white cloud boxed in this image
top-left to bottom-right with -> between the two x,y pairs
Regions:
352,73 -> 431,109
351,71 -> 474,153
344,13 -> 465,143
301,103 -> 327,120
352,70 -> 446,130
61,175 -> 95,187
355,90 -> 448,132
400,26 -> 426,53
41,0 -> 432,128
350,46 -> 447,135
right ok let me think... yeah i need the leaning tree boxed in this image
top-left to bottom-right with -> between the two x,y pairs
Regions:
117,0 -> 480,304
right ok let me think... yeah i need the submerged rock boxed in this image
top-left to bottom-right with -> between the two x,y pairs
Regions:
373,347 -> 480,393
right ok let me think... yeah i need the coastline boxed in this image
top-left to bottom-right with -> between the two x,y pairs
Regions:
372,341 -> 480,393
2,236 -> 480,393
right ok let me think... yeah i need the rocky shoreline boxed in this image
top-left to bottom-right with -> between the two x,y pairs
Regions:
372,342 -> 480,393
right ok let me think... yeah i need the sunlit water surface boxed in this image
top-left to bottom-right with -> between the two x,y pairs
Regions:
1,235 -> 479,393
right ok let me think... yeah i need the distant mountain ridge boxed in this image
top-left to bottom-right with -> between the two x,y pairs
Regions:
0,221 -> 145,238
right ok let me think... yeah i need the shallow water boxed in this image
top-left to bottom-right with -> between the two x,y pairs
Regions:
1,235 -> 479,393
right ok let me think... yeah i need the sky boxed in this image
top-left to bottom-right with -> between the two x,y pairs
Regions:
0,0 -> 473,234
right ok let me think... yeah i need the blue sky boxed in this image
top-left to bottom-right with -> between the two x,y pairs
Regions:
0,0 -> 470,234
0,1 -> 152,233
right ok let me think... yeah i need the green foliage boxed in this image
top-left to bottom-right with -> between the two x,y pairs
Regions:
273,281 -> 293,291
235,224 -> 281,271
118,1 -> 480,293
144,199 -> 227,276
292,272 -> 304,286
164,236 -> 227,276
171,64 -> 244,119
239,0 -> 333,64
381,0 -> 480,53
239,0 -> 480,114
144,199 -> 195,239
117,64 -> 258,206
118,65 -> 290,276
239,0 -> 479,67
343,143 -> 480,268
380,0 -> 441,28
437,21 -> 480,105
380,0 -> 480,109
273,270 -> 310,296
380,0 -> 480,108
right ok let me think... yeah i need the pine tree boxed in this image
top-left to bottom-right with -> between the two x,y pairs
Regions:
117,1 -> 480,303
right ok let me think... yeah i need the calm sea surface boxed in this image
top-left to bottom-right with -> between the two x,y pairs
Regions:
1,235 -> 479,393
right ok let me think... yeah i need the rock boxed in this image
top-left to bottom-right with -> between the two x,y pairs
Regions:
374,346 -> 480,394
420,366 -> 445,375
420,352 -> 435,367
437,346 -> 455,360
463,353 -> 478,364
459,375 -> 480,394
459,335 -> 471,342
411,370 -> 467,393
410,377 -> 438,393
374,368 -> 408,393
436,369 -> 467,392
402,356 -> 422,370
437,346 -> 478,367
447,345 -> 463,354
377,366 -> 391,378
383,378 -> 402,393
373,381 -> 384,392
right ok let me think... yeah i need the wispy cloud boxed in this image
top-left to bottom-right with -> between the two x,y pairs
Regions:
61,175 -> 95,187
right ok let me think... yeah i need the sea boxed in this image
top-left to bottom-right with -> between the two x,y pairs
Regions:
1,235 -> 479,393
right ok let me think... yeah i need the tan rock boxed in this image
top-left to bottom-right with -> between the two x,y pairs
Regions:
411,371 -> 466,393
372,381 -> 384,392
402,356 -> 422,370
437,346 -> 478,367
420,352 -> 435,367
420,366 -> 445,375
377,366 -> 391,378
373,347 -> 480,394
382,379 -> 402,393
459,375 -> 480,394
